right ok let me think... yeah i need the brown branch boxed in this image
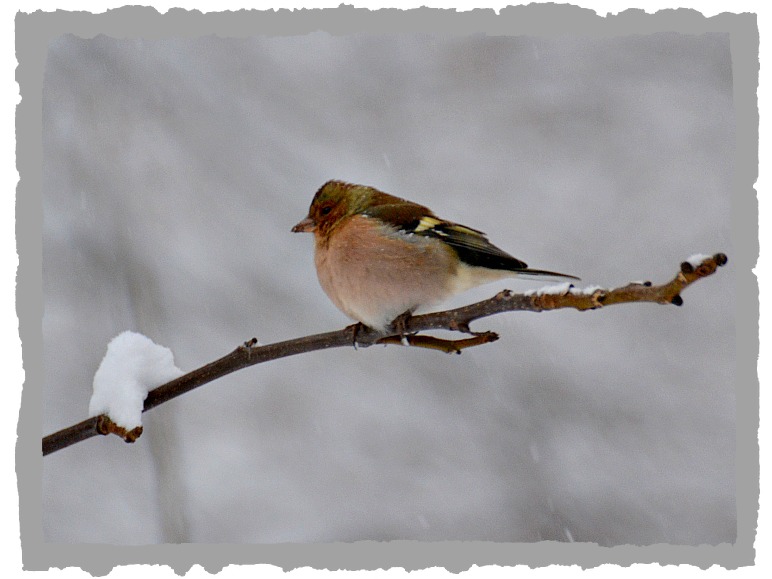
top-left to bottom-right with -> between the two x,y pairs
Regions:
377,331 -> 500,353
42,253 -> 727,456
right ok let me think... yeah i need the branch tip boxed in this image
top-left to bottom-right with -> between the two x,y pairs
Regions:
682,253 -> 728,276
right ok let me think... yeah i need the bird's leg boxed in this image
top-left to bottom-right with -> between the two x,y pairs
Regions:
348,322 -> 366,348
448,318 -> 475,335
389,310 -> 414,339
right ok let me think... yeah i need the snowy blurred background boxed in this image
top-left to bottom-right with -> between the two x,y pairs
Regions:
42,32 -> 735,545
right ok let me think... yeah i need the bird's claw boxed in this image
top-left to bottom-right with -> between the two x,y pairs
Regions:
389,310 -> 414,337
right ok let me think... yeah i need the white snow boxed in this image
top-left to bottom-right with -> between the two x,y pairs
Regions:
574,285 -> 604,296
685,253 -> 712,268
524,282 -> 574,296
88,331 -> 183,430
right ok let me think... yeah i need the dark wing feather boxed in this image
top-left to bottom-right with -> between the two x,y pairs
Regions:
423,221 -> 532,272
363,204 -> 529,271
364,203 -> 579,280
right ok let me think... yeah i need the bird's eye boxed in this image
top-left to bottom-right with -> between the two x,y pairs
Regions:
320,205 -> 333,216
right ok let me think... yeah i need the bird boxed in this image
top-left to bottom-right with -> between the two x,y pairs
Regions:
292,180 -> 579,332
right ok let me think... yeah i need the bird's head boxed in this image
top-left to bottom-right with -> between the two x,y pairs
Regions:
292,180 -> 376,237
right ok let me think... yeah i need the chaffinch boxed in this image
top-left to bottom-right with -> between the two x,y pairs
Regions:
292,180 -> 579,331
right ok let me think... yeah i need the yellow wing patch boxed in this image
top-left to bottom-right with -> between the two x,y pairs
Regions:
414,216 -> 444,234
446,223 -> 486,237
413,217 -> 488,242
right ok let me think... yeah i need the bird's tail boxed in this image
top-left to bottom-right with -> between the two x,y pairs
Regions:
516,268 -> 580,282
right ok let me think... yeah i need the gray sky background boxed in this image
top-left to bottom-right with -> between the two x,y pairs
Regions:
41,31 -> 735,546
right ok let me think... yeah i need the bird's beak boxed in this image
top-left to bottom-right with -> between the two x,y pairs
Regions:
291,216 -> 316,233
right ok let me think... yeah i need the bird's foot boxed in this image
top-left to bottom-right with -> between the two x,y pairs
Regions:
348,322 -> 367,349
389,310 -> 414,339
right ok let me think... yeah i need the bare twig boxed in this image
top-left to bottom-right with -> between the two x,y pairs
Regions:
42,253 -> 727,456
377,331 -> 500,353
